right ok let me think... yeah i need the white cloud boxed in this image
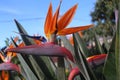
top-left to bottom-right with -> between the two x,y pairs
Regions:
0,6 -> 22,15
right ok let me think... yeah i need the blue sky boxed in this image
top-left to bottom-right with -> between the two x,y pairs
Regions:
0,0 -> 96,47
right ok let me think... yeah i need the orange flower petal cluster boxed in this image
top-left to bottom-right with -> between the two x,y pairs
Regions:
44,1 -> 93,40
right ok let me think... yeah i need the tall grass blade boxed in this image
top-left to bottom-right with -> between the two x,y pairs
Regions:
11,37 -> 44,80
14,19 -> 56,79
103,34 -> 116,80
115,4 -> 120,80
94,33 -> 105,54
73,33 -> 97,80
56,38 -> 66,80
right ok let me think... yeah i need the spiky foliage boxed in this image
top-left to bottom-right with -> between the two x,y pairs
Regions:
0,1 -> 120,80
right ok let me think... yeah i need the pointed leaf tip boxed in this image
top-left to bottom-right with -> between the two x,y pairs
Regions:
7,42 -> 74,62
14,19 -> 18,23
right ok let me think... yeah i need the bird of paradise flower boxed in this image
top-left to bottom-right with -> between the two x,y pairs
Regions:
7,1 -> 93,62
0,37 -> 20,80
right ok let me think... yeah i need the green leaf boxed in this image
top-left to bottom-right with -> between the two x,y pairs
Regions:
14,19 -> 35,45
75,32 -> 92,57
109,34 -> 116,53
73,33 -> 97,80
56,38 -> 66,80
56,57 -> 66,80
115,5 -> 120,80
60,36 -> 77,79
60,36 -> 74,56
94,33 -> 105,54
103,34 -> 116,80
102,36 -> 110,53
60,36 -> 76,67
72,32 -> 92,57
16,54 -> 39,80
14,19 -> 56,80
62,32 -> 97,79
11,37 -> 42,80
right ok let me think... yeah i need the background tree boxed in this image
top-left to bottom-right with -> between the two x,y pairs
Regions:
91,0 -> 116,36
83,0 -> 119,42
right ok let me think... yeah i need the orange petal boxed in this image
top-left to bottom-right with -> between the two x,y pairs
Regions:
13,36 -> 19,42
68,36 -> 74,45
57,4 -> 78,31
49,1 -> 62,34
69,31 -> 83,45
45,1 -> 62,39
2,71 -> 9,80
7,42 -> 74,62
79,31 -> 83,37
0,52 -> 16,62
18,42 -> 25,47
34,39 -> 41,45
8,36 -> 19,48
44,2 -> 53,38
57,24 -> 93,35
7,52 -> 16,58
